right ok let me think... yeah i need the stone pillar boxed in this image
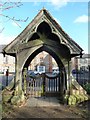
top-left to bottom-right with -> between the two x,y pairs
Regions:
62,68 -> 66,94
14,55 -> 23,95
18,69 -> 23,93
65,61 -> 70,95
58,72 -> 60,93
67,61 -> 72,95
23,68 -> 27,95
60,69 -> 64,96
14,56 -> 18,95
11,55 -> 25,105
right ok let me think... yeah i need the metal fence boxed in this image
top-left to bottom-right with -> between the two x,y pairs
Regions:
72,56 -> 90,87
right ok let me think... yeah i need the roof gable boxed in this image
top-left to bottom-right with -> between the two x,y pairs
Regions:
3,8 -> 83,56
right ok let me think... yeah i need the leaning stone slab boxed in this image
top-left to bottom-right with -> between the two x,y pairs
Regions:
11,96 -> 21,105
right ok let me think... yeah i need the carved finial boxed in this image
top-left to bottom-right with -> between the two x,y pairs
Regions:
42,6 -> 46,11
38,7 -> 45,13
43,6 -> 45,10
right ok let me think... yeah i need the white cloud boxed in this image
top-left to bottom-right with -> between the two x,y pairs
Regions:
74,15 -> 88,23
0,33 -> 16,45
49,0 -> 70,8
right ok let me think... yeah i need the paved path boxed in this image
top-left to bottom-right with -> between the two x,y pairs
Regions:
2,104 -> 86,119
25,97 -> 61,107
2,97 -> 89,119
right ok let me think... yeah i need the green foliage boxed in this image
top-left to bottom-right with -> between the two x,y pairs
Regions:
83,83 -> 90,94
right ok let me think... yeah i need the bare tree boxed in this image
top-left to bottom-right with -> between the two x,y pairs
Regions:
0,0 -> 29,33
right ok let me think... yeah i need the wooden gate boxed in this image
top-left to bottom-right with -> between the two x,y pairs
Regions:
26,73 -> 60,97
45,73 -> 60,97
26,74 -> 44,97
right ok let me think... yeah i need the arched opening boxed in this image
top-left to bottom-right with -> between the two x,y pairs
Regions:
23,46 -> 64,69
58,44 -> 71,60
48,33 -> 60,44
36,21 -> 60,44
28,33 -> 40,41
28,51 -> 59,73
27,22 -> 61,45
37,21 -> 51,35
22,46 -> 67,98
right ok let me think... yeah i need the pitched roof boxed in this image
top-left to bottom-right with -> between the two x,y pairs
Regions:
3,8 -> 83,54
42,9 -> 83,51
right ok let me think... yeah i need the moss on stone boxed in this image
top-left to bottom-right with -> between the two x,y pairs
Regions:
11,91 -> 25,105
74,94 -> 81,103
64,95 -> 69,104
11,96 -> 21,105
79,95 -> 85,102
67,94 -> 88,105
84,95 -> 88,101
2,94 -> 13,103
68,95 -> 77,105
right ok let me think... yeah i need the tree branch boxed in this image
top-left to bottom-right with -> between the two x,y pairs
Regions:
0,1 -> 23,11
0,1 -> 29,32
0,27 -> 4,33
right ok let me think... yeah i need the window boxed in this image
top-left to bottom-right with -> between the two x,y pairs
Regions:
37,66 -> 45,73
3,56 -> 8,64
40,57 -> 43,62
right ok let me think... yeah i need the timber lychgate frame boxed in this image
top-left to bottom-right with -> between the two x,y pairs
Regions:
3,8 -> 83,97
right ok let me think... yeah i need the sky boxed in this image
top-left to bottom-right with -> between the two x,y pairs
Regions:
0,0 -> 89,54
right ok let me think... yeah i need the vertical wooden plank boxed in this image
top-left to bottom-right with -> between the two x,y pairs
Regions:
52,79 -> 54,91
57,77 -> 59,91
49,78 -> 50,92
58,76 -> 60,92
54,78 -> 55,92
56,78 -> 57,92
33,80 -> 34,97
23,68 -> 27,95
42,73 -> 45,96
51,79 -> 52,91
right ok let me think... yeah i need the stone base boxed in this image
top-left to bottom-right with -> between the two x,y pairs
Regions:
11,91 -> 25,105
64,94 -> 88,105
64,77 -> 89,105
2,89 -> 14,103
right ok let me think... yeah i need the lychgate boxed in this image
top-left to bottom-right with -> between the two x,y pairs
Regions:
3,8 -> 84,104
